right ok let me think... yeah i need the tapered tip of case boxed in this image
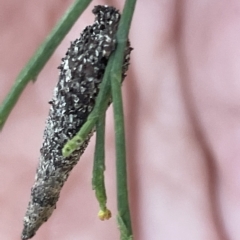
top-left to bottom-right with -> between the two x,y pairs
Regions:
21,227 -> 35,240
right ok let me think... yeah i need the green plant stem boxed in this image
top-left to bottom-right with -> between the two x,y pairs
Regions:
92,111 -> 107,212
0,0 -> 92,130
111,69 -> 132,239
110,0 -> 137,239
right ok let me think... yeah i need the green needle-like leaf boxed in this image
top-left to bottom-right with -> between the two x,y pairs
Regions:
110,0 -> 137,238
92,111 -> 111,220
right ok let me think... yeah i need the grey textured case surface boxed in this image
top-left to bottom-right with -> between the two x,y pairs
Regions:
22,5 -> 131,240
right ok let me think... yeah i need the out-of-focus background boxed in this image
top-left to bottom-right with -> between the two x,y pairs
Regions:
1,0 -> 240,239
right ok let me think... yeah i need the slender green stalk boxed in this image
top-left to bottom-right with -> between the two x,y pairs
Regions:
111,69 -> 132,239
92,112 -> 107,210
110,0 -> 137,239
0,0 -> 92,130
92,111 -> 111,220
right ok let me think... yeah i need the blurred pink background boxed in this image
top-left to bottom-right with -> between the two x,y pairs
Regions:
1,0 -> 240,239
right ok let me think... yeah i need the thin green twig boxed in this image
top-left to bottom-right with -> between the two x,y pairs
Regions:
110,0 -> 137,238
92,110 -> 111,220
0,0 -> 92,130
92,112 -> 107,210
